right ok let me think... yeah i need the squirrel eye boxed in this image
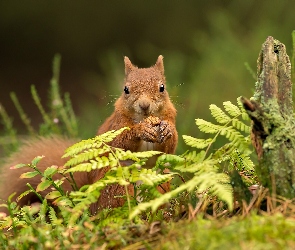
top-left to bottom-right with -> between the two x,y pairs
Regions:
124,86 -> 130,94
159,84 -> 165,92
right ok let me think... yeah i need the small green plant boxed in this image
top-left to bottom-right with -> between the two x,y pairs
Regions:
0,54 -> 78,157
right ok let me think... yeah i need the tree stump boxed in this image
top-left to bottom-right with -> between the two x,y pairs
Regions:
241,36 -> 295,198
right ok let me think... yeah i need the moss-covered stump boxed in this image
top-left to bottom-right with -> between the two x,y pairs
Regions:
242,36 -> 295,198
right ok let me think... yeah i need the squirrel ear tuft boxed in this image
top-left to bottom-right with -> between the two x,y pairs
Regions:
155,55 -> 164,74
124,56 -> 135,75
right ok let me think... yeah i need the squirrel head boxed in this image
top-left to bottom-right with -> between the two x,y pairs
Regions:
115,55 -> 176,122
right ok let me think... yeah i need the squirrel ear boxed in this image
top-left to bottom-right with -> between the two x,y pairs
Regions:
124,56 -> 135,75
155,55 -> 164,74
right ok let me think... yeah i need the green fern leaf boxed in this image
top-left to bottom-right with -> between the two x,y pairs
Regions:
232,118 -> 250,133
64,146 -> 110,167
195,119 -> 222,133
183,135 -> 214,149
65,162 -> 93,173
182,150 -> 206,163
229,149 -> 254,171
219,126 -> 249,151
223,101 -> 241,117
98,127 -> 130,143
155,154 -> 185,171
209,104 -> 231,124
63,139 -> 102,157
117,149 -> 140,161
130,171 -> 233,219
132,150 -> 162,158
134,168 -> 173,185
175,159 -> 217,173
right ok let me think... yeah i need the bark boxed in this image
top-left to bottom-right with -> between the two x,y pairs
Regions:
241,36 -> 295,198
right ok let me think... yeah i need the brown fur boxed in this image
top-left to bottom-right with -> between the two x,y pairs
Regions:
0,55 -> 177,214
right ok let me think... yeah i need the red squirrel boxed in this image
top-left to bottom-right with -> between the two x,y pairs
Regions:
0,55 -> 178,213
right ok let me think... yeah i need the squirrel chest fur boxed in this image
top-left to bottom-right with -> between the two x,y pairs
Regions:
0,55 -> 178,213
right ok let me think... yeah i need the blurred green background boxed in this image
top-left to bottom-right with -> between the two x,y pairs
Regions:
0,0 -> 294,153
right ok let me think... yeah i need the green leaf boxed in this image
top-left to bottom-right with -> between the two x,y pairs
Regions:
53,196 -> 73,207
10,163 -> 27,169
64,146 -> 110,167
175,159 -> 217,173
130,171 -> 233,219
210,104 -> 231,124
20,171 -> 39,179
132,150 -> 162,158
155,154 -> 185,170
53,179 -> 64,187
183,135 -> 213,149
43,165 -> 58,177
65,163 -> 94,173
36,179 -> 52,192
223,101 -> 241,117
45,191 -> 62,200
232,118 -> 250,133
63,139 -> 102,158
99,127 -> 130,143
31,155 -> 45,166
182,150 -> 206,163
17,190 -> 33,202
195,119 -> 222,133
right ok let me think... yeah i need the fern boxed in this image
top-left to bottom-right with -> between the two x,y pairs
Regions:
191,97 -> 252,154
182,136 -> 213,149
182,97 -> 255,188
130,171 -> 232,219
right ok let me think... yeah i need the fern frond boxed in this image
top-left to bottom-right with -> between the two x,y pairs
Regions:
130,168 -> 173,185
223,101 -> 241,117
63,139 -> 101,158
64,146 -> 110,167
175,159 -> 218,173
209,104 -> 231,124
98,127 -> 130,143
195,119 -> 222,133
183,135 -> 214,149
219,126 -> 249,151
182,150 -> 206,163
229,149 -> 255,171
48,207 -> 63,226
232,118 -> 250,133
154,154 -> 185,172
131,150 -> 162,158
130,171 -> 233,219
63,127 -> 129,158
65,162 -> 93,173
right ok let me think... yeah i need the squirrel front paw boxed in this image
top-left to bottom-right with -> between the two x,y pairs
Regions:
139,116 -> 172,144
158,120 -> 173,143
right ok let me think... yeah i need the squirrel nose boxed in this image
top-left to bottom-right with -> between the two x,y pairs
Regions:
139,102 -> 150,111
